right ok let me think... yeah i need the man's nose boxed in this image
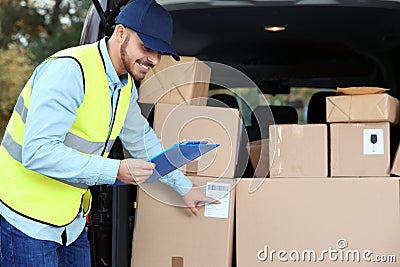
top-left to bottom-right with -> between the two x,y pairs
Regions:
148,51 -> 161,66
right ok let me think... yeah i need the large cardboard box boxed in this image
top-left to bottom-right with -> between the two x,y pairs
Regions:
131,176 -> 236,267
331,122 -> 390,177
269,124 -> 328,177
326,93 -> 400,124
153,103 -> 241,178
139,56 -> 211,106
236,178 -> 400,266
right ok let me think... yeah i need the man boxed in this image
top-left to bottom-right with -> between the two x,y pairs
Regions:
0,0 -> 218,266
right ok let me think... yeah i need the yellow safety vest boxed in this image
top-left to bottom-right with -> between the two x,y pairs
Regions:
0,42 -> 132,227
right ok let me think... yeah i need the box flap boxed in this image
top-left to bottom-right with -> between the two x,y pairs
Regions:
337,87 -> 389,95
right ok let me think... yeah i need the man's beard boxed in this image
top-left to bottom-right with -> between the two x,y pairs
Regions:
120,38 -> 154,81
120,44 -> 138,79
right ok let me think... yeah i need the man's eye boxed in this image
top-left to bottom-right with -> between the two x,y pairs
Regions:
143,45 -> 163,56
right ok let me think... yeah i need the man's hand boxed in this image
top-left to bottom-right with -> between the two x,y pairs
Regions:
182,184 -> 221,216
116,159 -> 155,185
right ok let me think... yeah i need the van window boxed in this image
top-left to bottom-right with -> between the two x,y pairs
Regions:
263,87 -> 336,123
209,87 -> 260,126
210,87 -> 336,125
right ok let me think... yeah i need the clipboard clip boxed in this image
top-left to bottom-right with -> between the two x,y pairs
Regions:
179,139 -> 209,145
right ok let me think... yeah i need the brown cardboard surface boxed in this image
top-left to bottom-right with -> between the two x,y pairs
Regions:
248,139 -> 270,178
138,56 -> 211,105
153,103 -> 241,178
391,144 -> 400,176
236,178 -> 400,266
331,122 -> 390,177
326,93 -> 400,124
130,176 -> 236,267
269,124 -> 328,177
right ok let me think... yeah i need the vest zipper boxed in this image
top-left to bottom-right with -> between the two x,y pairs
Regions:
101,89 -> 121,156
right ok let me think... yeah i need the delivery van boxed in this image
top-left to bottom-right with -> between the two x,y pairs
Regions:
81,0 -> 400,266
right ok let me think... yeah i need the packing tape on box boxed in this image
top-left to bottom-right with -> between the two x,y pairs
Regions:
151,62 -> 201,104
150,68 -> 187,103
185,160 -> 198,176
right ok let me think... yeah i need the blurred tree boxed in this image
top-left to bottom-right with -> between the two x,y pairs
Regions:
0,44 -> 34,135
1,0 -> 91,63
0,0 -> 92,138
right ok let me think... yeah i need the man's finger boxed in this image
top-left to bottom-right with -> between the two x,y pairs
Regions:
142,162 -> 156,169
206,197 -> 221,205
132,169 -> 154,177
189,206 -> 199,216
193,198 -> 221,208
132,176 -> 147,185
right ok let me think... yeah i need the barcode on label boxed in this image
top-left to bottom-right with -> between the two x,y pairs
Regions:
207,184 -> 229,192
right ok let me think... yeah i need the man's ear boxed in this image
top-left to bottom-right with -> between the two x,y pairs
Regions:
114,24 -> 126,42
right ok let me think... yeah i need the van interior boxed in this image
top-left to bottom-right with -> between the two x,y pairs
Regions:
81,1 -> 400,266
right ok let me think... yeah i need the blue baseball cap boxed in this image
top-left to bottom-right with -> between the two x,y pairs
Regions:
115,0 -> 180,61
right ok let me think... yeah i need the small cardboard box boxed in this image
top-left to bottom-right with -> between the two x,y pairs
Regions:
139,56 -> 211,106
330,122 -> 390,177
269,124 -> 328,177
131,176 -> 236,267
153,103 -> 241,178
248,139 -> 270,178
236,178 -> 400,267
326,93 -> 400,124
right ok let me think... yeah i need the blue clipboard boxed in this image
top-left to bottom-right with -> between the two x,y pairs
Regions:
111,140 -> 220,185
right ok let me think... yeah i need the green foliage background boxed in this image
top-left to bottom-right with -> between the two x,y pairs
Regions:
0,0 -> 91,138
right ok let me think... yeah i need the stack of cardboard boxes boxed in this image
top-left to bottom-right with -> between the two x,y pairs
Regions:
131,56 -> 239,267
326,89 -> 399,177
131,55 -> 400,267
236,88 -> 400,266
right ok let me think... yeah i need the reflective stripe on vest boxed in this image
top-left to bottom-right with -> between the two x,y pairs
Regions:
0,42 -> 132,226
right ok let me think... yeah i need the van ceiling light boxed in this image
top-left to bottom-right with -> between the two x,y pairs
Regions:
296,0 -> 339,4
264,26 -> 286,32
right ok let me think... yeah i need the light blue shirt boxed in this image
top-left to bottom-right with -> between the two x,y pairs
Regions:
0,37 -> 192,245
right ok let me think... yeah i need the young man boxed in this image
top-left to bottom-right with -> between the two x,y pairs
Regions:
0,0 -> 217,265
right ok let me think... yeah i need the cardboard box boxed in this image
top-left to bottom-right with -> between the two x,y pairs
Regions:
326,93 -> 400,124
331,122 -> 390,177
131,176 -> 236,267
236,178 -> 400,266
248,139 -> 270,178
139,56 -> 211,106
153,103 -> 241,178
269,124 -> 328,177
